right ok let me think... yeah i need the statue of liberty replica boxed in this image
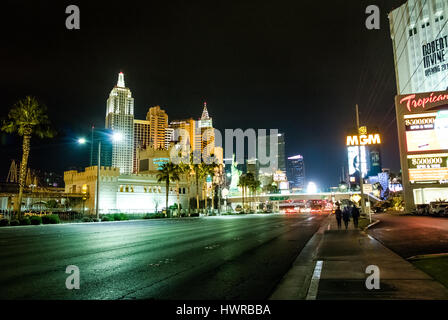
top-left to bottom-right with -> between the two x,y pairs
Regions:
229,154 -> 242,196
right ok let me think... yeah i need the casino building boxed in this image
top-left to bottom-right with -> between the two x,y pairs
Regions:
390,0 -> 448,211
389,0 -> 448,95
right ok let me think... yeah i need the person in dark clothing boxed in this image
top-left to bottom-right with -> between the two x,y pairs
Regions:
351,205 -> 360,229
334,205 -> 342,229
342,206 -> 351,229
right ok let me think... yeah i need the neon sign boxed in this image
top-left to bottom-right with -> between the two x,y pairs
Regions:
346,134 -> 381,146
400,92 -> 448,112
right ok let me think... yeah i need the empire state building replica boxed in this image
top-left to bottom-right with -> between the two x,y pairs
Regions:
105,72 -> 135,174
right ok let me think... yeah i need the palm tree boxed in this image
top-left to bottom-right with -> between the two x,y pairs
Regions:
248,178 -> 261,211
156,162 -> 180,218
209,163 -> 219,213
174,163 -> 188,216
244,173 -> 256,210
204,162 -> 218,214
238,173 -> 248,211
1,96 -> 54,218
191,160 -> 207,212
179,161 -> 193,214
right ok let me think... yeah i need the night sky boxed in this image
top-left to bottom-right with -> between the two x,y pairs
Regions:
1,0 -> 406,188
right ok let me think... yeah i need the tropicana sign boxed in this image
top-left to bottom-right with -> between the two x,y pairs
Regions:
399,92 -> 448,112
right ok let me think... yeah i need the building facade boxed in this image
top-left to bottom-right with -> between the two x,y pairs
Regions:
105,72 -> 135,174
258,132 -> 286,175
389,0 -> 448,95
196,102 -> 215,156
146,106 -> 168,150
64,165 -> 190,214
390,0 -> 448,211
287,155 -> 305,190
394,90 -> 448,211
90,127 -> 113,168
133,119 -> 151,173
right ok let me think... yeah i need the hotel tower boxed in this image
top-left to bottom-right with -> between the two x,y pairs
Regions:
105,72 -> 135,174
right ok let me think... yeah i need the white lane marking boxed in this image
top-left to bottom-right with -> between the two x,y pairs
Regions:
306,260 -> 323,300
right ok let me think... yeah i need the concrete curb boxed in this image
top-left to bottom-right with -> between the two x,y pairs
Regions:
407,253 -> 448,261
363,219 -> 380,231
269,216 -> 330,300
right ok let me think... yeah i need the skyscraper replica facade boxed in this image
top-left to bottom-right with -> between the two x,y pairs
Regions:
287,155 -> 305,190
133,119 -> 151,173
105,72 -> 135,174
146,106 -> 168,150
197,102 -> 215,156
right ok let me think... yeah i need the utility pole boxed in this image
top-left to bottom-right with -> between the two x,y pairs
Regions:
96,141 -> 101,220
356,104 -> 366,215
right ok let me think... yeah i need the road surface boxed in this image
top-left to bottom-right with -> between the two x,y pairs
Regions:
368,214 -> 448,258
0,213 -> 327,300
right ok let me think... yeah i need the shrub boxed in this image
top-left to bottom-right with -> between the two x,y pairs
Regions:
10,219 -> 20,226
30,216 -> 42,225
189,212 -> 199,217
82,217 -> 93,222
143,213 -> 166,219
100,215 -> 112,222
113,213 -> 129,221
20,217 -> 31,225
42,214 -> 60,224
0,219 -> 10,227
48,215 -> 60,224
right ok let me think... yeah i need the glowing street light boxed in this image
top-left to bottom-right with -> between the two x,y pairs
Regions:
307,182 -> 317,193
112,131 -> 123,142
77,129 -> 124,220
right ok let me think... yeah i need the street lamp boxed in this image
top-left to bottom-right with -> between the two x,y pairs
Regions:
78,130 -> 123,220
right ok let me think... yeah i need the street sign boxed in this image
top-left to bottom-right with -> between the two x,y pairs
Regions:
363,184 -> 373,194
269,196 -> 289,201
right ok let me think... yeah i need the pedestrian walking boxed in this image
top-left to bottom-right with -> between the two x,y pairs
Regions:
334,205 -> 342,229
351,204 -> 360,229
342,205 -> 350,230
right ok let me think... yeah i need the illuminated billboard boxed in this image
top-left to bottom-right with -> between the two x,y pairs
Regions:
407,153 -> 448,183
347,146 -> 368,178
405,111 -> 448,152
346,133 -> 381,146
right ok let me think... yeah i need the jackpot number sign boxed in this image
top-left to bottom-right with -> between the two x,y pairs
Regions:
404,111 -> 448,152
407,154 -> 448,182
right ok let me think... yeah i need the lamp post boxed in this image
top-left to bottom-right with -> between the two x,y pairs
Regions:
96,140 -> 101,220
78,130 -> 122,220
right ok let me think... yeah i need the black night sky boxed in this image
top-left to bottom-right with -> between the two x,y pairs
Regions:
1,0 -> 406,188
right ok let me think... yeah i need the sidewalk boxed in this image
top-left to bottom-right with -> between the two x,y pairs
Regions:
270,215 -> 448,300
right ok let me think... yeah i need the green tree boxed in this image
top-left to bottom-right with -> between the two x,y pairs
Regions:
248,177 -> 261,211
157,162 -> 180,218
173,163 -> 189,216
238,173 -> 250,212
204,162 -> 218,214
1,96 -> 55,218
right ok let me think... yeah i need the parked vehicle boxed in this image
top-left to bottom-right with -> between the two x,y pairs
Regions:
429,202 -> 448,216
416,204 -> 430,216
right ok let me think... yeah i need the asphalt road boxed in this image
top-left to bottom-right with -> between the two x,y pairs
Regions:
368,214 -> 448,258
0,213 -> 327,300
